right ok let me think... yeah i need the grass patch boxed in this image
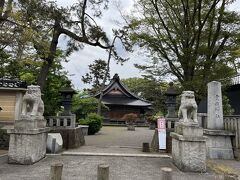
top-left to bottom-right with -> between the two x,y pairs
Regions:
207,160 -> 239,176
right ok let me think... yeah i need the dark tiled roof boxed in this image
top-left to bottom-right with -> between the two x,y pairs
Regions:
95,74 -> 152,107
0,78 -> 27,88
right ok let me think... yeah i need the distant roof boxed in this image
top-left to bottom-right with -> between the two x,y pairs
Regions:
95,74 -> 152,107
0,78 -> 27,89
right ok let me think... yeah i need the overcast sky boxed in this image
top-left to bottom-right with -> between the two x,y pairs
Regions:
55,0 -> 240,90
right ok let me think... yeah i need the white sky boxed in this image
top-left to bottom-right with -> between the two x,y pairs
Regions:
56,0 -> 240,90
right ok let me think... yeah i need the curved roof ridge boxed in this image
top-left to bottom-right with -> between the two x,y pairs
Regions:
95,74 -> 152,106
94,74 -> 120,96
117,78 -> 152,103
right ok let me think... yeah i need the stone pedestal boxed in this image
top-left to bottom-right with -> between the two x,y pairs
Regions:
8,127 -> 49,164
204,129 -> 234,159
14,115 -> 46,130
8,115 -> 50,164
51,127 -> 85,149
7,85 -> 50,164
171,123 -> 207,172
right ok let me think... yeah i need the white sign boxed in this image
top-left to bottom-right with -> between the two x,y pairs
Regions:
157,118 -> 166,150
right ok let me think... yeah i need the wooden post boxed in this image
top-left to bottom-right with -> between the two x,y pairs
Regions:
142,142 -> 150,152
224,173 -> 238,180
161,167 -> 172,180
50,163 -> 63,180
97,164 -> 109,180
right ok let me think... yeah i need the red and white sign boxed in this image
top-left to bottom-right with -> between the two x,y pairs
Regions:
157,118 -> 166,150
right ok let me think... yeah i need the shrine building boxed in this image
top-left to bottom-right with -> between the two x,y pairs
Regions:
95,74 -> 152,124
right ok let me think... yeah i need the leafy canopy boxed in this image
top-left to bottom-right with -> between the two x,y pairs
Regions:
126,0 -> 240,99
82,59 -> 110,94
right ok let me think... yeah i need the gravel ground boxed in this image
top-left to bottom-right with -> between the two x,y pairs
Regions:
0,155 -> 223,180
0,126 -> 238,180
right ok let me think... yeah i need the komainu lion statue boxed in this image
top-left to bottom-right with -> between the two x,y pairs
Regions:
178,91 -> 198,124
21,85 -> 44,117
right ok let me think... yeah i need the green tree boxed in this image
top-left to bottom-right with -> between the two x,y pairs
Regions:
0,48 -> 69,115
72,91 -> 108,120
127,0 -> 240,99
82,59 -> 110,94
122,77 -> 169,114
0,0 -> 122,91
41,59 -> 69,116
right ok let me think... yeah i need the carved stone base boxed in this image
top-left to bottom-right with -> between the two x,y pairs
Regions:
14,119 -> 46,130
171,123 -> 207,172
175,122 -> 203,137
8,128 -> 50,165
171,132 -> 207,172
204,129 -> 234,159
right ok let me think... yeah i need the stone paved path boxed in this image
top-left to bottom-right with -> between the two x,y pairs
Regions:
67,126 -> 155,154
85,126 -> 154,148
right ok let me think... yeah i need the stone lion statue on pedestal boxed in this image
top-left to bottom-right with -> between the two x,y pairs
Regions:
21,85 -> 44,117
178,91 -> 198,124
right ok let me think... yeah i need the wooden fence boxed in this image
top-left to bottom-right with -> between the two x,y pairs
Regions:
224,115 -> 240,149
197,113 -> 240,149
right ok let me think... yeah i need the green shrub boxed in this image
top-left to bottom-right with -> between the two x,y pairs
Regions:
79,118 -> 89,125
79,113 -> 103,135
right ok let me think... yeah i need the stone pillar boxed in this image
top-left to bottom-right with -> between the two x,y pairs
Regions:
207,81 -> 223,129
8,85 -> 50,164
204,81 -> 234,159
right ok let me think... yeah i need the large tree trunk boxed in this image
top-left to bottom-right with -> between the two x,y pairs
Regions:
37,21 -> 61,91
97,36 -> 118,115
37,61 -> 52,90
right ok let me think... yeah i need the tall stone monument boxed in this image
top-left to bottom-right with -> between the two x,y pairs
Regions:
8,85 -> 50,164
171,91 -> 207,172
204,81 -> 234,159
207,81 -> 224,129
